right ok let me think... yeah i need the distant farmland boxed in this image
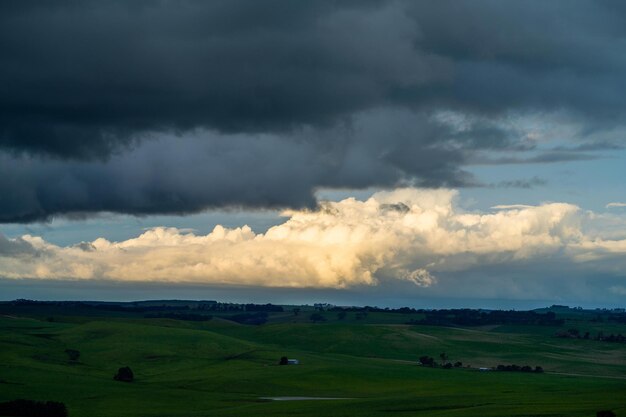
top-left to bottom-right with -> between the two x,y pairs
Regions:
0,301 -> 624,417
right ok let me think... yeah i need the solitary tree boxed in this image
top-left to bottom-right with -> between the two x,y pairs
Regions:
279,356 -> 289,365
114,366 -> 134,382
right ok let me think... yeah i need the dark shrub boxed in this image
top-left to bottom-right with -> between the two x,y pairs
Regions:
419,356 -> 435,366
596,411 -> 616,417
113,366 -> 134,382
279,356 -> 289,365
454,361 -> 463,367
0,399 -> 67,417
309,313 -> 326,323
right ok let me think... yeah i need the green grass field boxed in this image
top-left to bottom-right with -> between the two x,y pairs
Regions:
1,305 -> 625,417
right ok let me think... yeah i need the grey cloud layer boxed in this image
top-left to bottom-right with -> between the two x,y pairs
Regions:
3,0 -> 626,156
0,111 -> 476,222
2,1 -> 626,220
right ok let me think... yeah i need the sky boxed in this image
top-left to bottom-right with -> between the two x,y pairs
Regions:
1,0 -> 626,308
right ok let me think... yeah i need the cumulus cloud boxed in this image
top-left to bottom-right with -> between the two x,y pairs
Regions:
1,188 -> 625,289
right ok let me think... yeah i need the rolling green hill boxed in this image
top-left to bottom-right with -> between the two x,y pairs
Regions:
1,303 -> 625,417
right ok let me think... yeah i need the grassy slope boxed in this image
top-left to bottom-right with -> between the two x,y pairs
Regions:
0,314 -> 625,417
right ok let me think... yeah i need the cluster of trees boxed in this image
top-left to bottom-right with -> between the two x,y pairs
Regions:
418,353 -> 462,369
3,299 -> 283,314
496,364 -> 543,373
598,333 -> 626,343
331,306 -> 419,314
243,304 -> 284,312
555,329 -> 625,343
408,309 -> 563,327
0,400 -> 67,417
86,304 -> 190,313
197,303 -> 283,312
555,328 -> 590,339
4,299 -> 193,313
197,302 -> 241,311
143,312 -> 212,321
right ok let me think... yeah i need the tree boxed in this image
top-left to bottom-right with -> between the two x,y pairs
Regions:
279,356 -> 289,365
293,308 -> 300,316
439,352 -> 448,362
309,313 -> 326,323
596,411 -> 616,417
114,366 -> 134,382
419,356 -> 435,367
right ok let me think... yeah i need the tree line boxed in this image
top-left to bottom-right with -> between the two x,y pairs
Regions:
408,309 -> 563,326
555,328 -> 625,343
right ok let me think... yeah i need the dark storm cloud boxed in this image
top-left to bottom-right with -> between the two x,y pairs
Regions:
3,0 -> 626,157
1,0 -> 442,157
0,112 -> 480,223
2,0 -> 626,221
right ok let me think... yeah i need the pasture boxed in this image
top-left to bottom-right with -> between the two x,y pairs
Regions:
0,302 -> 624,417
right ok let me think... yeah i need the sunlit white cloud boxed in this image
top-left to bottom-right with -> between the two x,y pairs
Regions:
491,204 -> 534,210
1,188 -> 626,289
606,202 -> 626,209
